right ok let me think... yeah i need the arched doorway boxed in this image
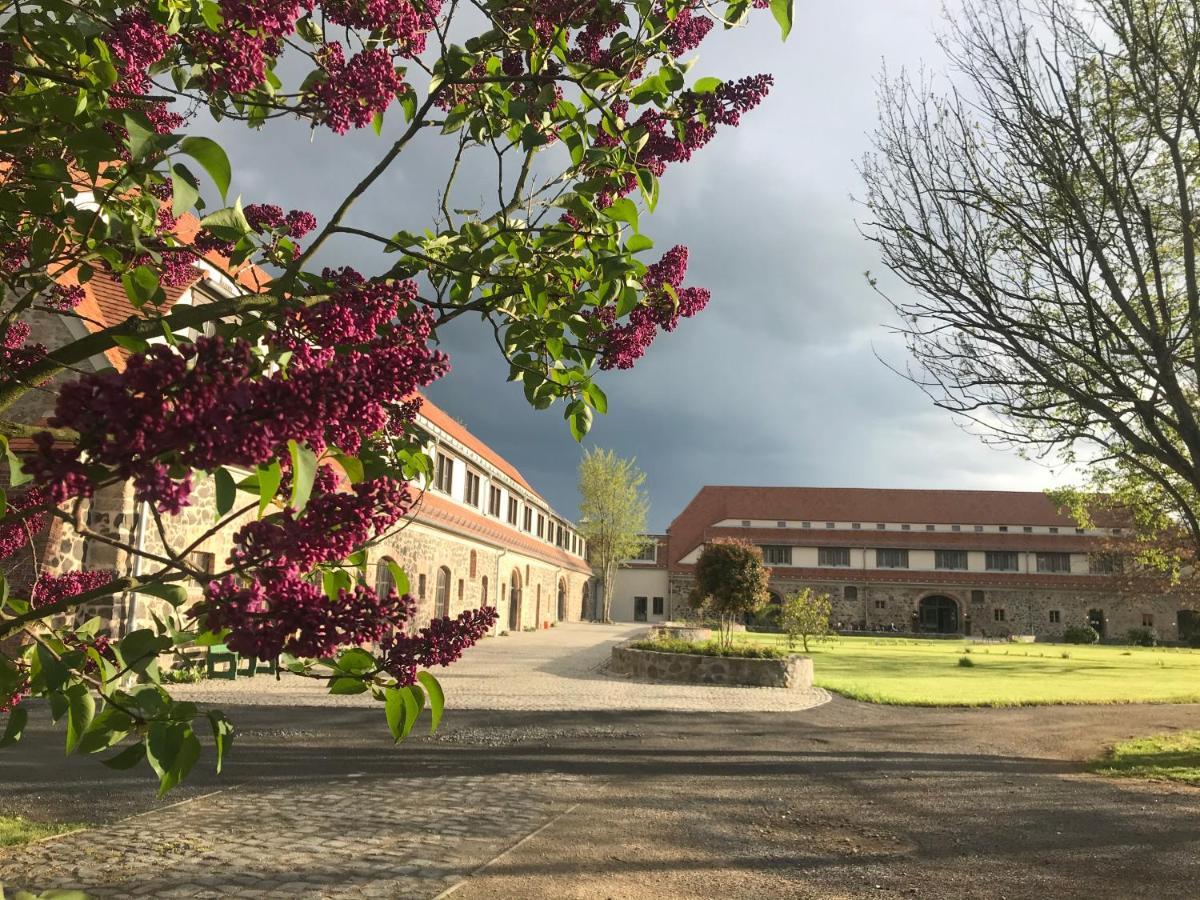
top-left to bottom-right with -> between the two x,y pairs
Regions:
581,582 -> 591,620
1087,608 -> 1106,638
1178,609 -> 1200,644
558,578 -> 567,622
435,566 -> 451,618
918,595 -> 959,634
508,568 -> 522,631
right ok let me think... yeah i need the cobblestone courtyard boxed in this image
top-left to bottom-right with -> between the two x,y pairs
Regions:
4,625 -> 1200,898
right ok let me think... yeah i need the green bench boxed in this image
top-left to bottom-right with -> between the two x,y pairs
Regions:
205,644 -> 277,680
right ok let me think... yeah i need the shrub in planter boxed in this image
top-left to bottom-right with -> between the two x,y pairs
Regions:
629,637 -> 788,659
1062,624 -> 1100,645
1126,627 -> 1157,647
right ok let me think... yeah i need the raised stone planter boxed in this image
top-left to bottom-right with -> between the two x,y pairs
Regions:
650,623 -> 713,642
610,643 -> 813,689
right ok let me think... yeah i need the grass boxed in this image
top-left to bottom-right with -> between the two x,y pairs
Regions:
630,637 -> 787,659
0,814 -> 84,848
734,633 -> 1200,706
1090,731 -> 1200,784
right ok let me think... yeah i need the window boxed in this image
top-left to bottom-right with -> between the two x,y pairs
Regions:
844,586 -> 858,601
993,608 -> 1006,622
802,521 -> 812,529
458,579 -> 464,602
971,590 -> 985,604
825,522 -> 835,529
488,485 -> 502,517
652,597 -> 664,615
741,520 -> 751,527
901,523 -> 911,531
481,576 -> 488,606
935,550 -> 968,571
523,506 -> 533,532
974,525 -> 984,533
1049,609 -> 1061,624
1023,526 -> 1033,533
1090,553 -> 1121,574
537,514 -> 545,538
469,550 -> 477,579
852,522 -> 862,530
1036,552 -> 1071,574
1049,527 -> 1059,534
875,548 -> 909,569
876,523 -> 886,530
435,567 -> 450,617
1075,528 -> 1085,535
629,543 -> 657,563
507,497 -> 518,526
418,573 -> 427,600
777,521 -> 787,528
1112,528 -> 1123,535
464,471 -> 481,507
761,545 -> 792,566
188,550 -> 216,575
374,561 -> 395,597
1143,613 -> 1154,627
986,551 -> 1019,572
999,525 -> 1008,533
819,547 -> 850,567
925,524 -> 935,531
874,599 -> 886,609
435,453 -> 454,493
952,525 -> 962,532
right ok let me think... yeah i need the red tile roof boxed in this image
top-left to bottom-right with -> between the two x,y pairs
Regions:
417,397 -> 544,502
667,486 -> 1120,569
411,489 -> 590,575
703,526 -> 1107,553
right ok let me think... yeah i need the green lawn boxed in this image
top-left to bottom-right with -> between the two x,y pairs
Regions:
1089,731 -> 1200,784
0,814 -> 83,848
736,633 -> 1200,706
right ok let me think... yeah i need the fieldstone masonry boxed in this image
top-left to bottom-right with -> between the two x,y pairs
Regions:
610,642 -> 814,689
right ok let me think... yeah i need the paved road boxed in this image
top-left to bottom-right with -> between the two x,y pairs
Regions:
2,626 -> 1200,898
168,623 -> 831,712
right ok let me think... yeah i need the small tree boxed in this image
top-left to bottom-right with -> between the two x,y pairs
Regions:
578,449 -> 650,623
780,588 -> 832,653
689,540 -> 770,648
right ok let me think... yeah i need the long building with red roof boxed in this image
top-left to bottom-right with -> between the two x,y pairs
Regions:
610,485 -> 1192,642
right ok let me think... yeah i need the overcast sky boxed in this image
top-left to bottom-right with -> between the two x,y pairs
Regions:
209,0 -> 1078,531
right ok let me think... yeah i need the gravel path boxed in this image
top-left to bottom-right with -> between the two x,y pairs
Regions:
169,623 -> 832,712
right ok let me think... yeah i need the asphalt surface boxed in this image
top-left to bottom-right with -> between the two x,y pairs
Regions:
4,697 -> 1200,898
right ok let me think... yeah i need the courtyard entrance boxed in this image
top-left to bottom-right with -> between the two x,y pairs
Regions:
918,595 -> 960,634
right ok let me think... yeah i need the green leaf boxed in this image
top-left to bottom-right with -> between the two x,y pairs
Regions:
332,452 -> 363,484
35,645 -> 69,692
287,440 -> 318,512
625,234 -> 654,253
214,467 -> 236,518
256,460 -> 282,516
692,76 -> 722,94
132,582 -> 188,609
170,164 -> 200,218
386,559 -> 410,596
101,741 -> 146,770
112,334 -> 151,353
122,112 -> 157,159
121,265 -> 165,309
2,436 -> 31,487
603,198 -> 639,233
180,136 -> 232,201
567,400 -> 593,442
200,200 -> 252,239
584,382 -> 608,415
146,723 -> 201,795
118,628 -> 171,674
770,0 -> 795,40
335,648 -> 375,676
398,685 -> 423,740
384,687 -> 404,742
193,629 -> 228,647
0,706 -> 27,748
64,683 -> 96,755
328,676 -> 368,695
372,110 -> 384,135
207,710 -> 233,774
416,672 -> 445,734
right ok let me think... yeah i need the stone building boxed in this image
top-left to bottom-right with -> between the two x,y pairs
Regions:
612,485 -> 1193,642
9,234 -> 592,641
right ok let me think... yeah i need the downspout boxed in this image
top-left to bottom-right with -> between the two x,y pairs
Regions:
123,499 -> 150,638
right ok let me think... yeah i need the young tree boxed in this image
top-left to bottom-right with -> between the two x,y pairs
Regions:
780,587 -> 831,653
578,448 -> 650,623
861,0 -> 1200,568
0,0 -> 793,791
688,539 -> 770,648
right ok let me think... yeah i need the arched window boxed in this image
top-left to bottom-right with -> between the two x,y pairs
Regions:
469,550 -> 477,578
558,578 -> 567,621
508,568 -> 522,631
481,576 -> 489,606
435,566 -> 451,618
374,560 -> 395,596
457,578 -> 464,603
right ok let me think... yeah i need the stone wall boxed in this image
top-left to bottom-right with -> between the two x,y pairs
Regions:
668,572 -> 1195,642
610,642 -> 813,689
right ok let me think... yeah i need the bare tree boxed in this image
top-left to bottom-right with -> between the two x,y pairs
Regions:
578,449 -> 650,623
861,0 -> 1200,557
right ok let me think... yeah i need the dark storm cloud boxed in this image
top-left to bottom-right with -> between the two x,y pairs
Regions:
198,0 -> 1074,531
